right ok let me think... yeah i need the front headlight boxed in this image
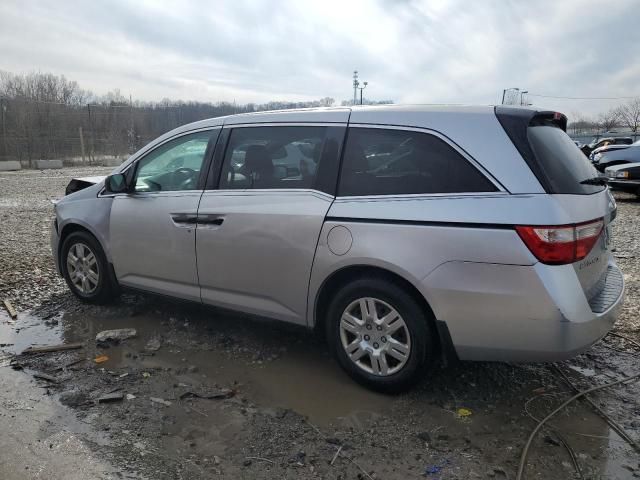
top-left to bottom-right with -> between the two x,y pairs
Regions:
615,171 -> 629,179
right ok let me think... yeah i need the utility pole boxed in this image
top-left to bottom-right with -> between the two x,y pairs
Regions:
353,70 -> 359,106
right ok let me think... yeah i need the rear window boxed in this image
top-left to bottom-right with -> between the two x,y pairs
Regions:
338,128 -> 497,196
528,126 -> 603,194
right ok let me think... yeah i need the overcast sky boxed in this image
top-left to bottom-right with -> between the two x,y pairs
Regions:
0,0 -> 638,117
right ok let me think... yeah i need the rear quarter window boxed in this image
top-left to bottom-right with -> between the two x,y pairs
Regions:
527,126 -> 603,194
338,128 -> 497,196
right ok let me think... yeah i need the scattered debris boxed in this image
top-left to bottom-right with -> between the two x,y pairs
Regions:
21,342 -> 84,354
2,299 -> 17,319
126,394 -> 136,400
142,372 -> 151,378
330,445 -> 343,466
144,337 -> 162,352
424,464 -> 444,476
245,456 -> 274,465
96,328 -> 137,344
457,407 -> 473,418
118,372 -> 129,378
59,390 -> 89,407
179,389 -> 235,400
33,372 -> 58,383
97,392 -> 124,403
94,355 -> 109,364
150,397 -> 172,406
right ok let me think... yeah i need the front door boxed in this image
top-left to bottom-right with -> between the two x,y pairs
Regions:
196,124 -> 344,325
110,129 -> 219,301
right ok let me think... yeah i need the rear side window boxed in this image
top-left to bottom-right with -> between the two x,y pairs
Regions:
528,126 -> 602,194
338,128 -> 497,196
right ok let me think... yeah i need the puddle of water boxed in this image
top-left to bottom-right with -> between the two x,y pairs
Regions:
0,310 -> 65,354
1,305 -> 391,425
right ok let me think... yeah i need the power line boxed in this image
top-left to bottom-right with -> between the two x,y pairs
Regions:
528,93 -> 639,100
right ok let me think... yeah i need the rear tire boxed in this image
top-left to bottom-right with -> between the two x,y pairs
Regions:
61,231 -> 118,304
326,276 -> 436,392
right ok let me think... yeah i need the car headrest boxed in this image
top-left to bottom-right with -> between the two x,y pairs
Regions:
244,145 -> 273,176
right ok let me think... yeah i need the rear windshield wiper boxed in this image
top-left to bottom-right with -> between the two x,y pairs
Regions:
580,176 -> 609,186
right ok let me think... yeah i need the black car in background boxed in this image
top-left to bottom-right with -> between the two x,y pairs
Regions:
581,136 -> 633,157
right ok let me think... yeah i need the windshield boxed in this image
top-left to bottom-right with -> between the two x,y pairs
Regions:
528,126 -> 604,194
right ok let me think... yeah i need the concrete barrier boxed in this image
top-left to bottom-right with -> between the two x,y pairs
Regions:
35,159 -> 63,170
0,161 -> 22,171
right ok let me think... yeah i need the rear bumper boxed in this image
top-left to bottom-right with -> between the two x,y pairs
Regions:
422,259 -> 624,362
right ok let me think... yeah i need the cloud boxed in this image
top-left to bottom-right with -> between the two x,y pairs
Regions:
0,0 -> 637,116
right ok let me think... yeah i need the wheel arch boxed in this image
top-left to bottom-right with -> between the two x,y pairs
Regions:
312,264 -> 450,353
58,221 -> 112,270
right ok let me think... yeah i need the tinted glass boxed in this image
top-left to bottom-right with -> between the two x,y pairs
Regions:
220,126 -> 328,190
528,126 -> 603,194
134,131 -> 212,192
338,128 -> 497,196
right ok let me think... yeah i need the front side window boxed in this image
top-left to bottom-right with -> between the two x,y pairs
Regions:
220,126 -> 328,190
134,131 -> 213,192
338,128 -> 497,196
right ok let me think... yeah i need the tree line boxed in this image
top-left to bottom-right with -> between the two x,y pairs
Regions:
0,71 -> 390,165
568,98 -> 640,136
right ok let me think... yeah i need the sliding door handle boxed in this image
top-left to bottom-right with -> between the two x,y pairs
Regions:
197,214 -> 224,226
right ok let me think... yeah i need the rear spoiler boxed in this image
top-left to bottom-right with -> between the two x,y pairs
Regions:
494,106 -> 568,193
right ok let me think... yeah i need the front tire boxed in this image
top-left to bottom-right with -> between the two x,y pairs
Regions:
61,231 -> 118,304
326,277 -> 436,392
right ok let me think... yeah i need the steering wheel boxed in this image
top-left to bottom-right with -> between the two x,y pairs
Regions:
173,167 -> 197,189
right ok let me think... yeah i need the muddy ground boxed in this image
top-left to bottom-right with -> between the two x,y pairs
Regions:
1,167 -> 639,480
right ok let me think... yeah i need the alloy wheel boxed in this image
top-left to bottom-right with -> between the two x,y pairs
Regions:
339,297 -> 412,376
66,242 -> 100,294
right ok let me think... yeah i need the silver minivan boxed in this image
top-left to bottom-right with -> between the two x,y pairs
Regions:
51,105 -> 624,391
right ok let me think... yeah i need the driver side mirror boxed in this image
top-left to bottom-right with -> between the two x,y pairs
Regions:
104,173 -> 128,194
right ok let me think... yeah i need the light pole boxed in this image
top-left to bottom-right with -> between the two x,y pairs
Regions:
359,81 -> 368,105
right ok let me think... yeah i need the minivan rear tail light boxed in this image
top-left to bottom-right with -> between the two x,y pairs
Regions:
515,218 -> 604,265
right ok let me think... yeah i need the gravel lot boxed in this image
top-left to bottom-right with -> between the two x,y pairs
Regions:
1,167 -> 640,479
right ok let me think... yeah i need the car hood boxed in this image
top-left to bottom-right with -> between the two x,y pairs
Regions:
65,175 -> 106,195
592,144 -> 630,156
599,145 -> 640,161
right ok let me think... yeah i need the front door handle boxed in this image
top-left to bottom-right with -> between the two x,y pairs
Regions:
170,213 -> 198,227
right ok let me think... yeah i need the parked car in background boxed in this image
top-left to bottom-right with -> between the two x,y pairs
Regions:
592,143 -> 640,172
50,105 -> 623,392
605,163 -> 640,196
589,139 -> 640,161
581,137 -> 633,157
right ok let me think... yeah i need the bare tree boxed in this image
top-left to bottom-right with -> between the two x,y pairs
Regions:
598,109 -> 620,133
616,98 -> 640,133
